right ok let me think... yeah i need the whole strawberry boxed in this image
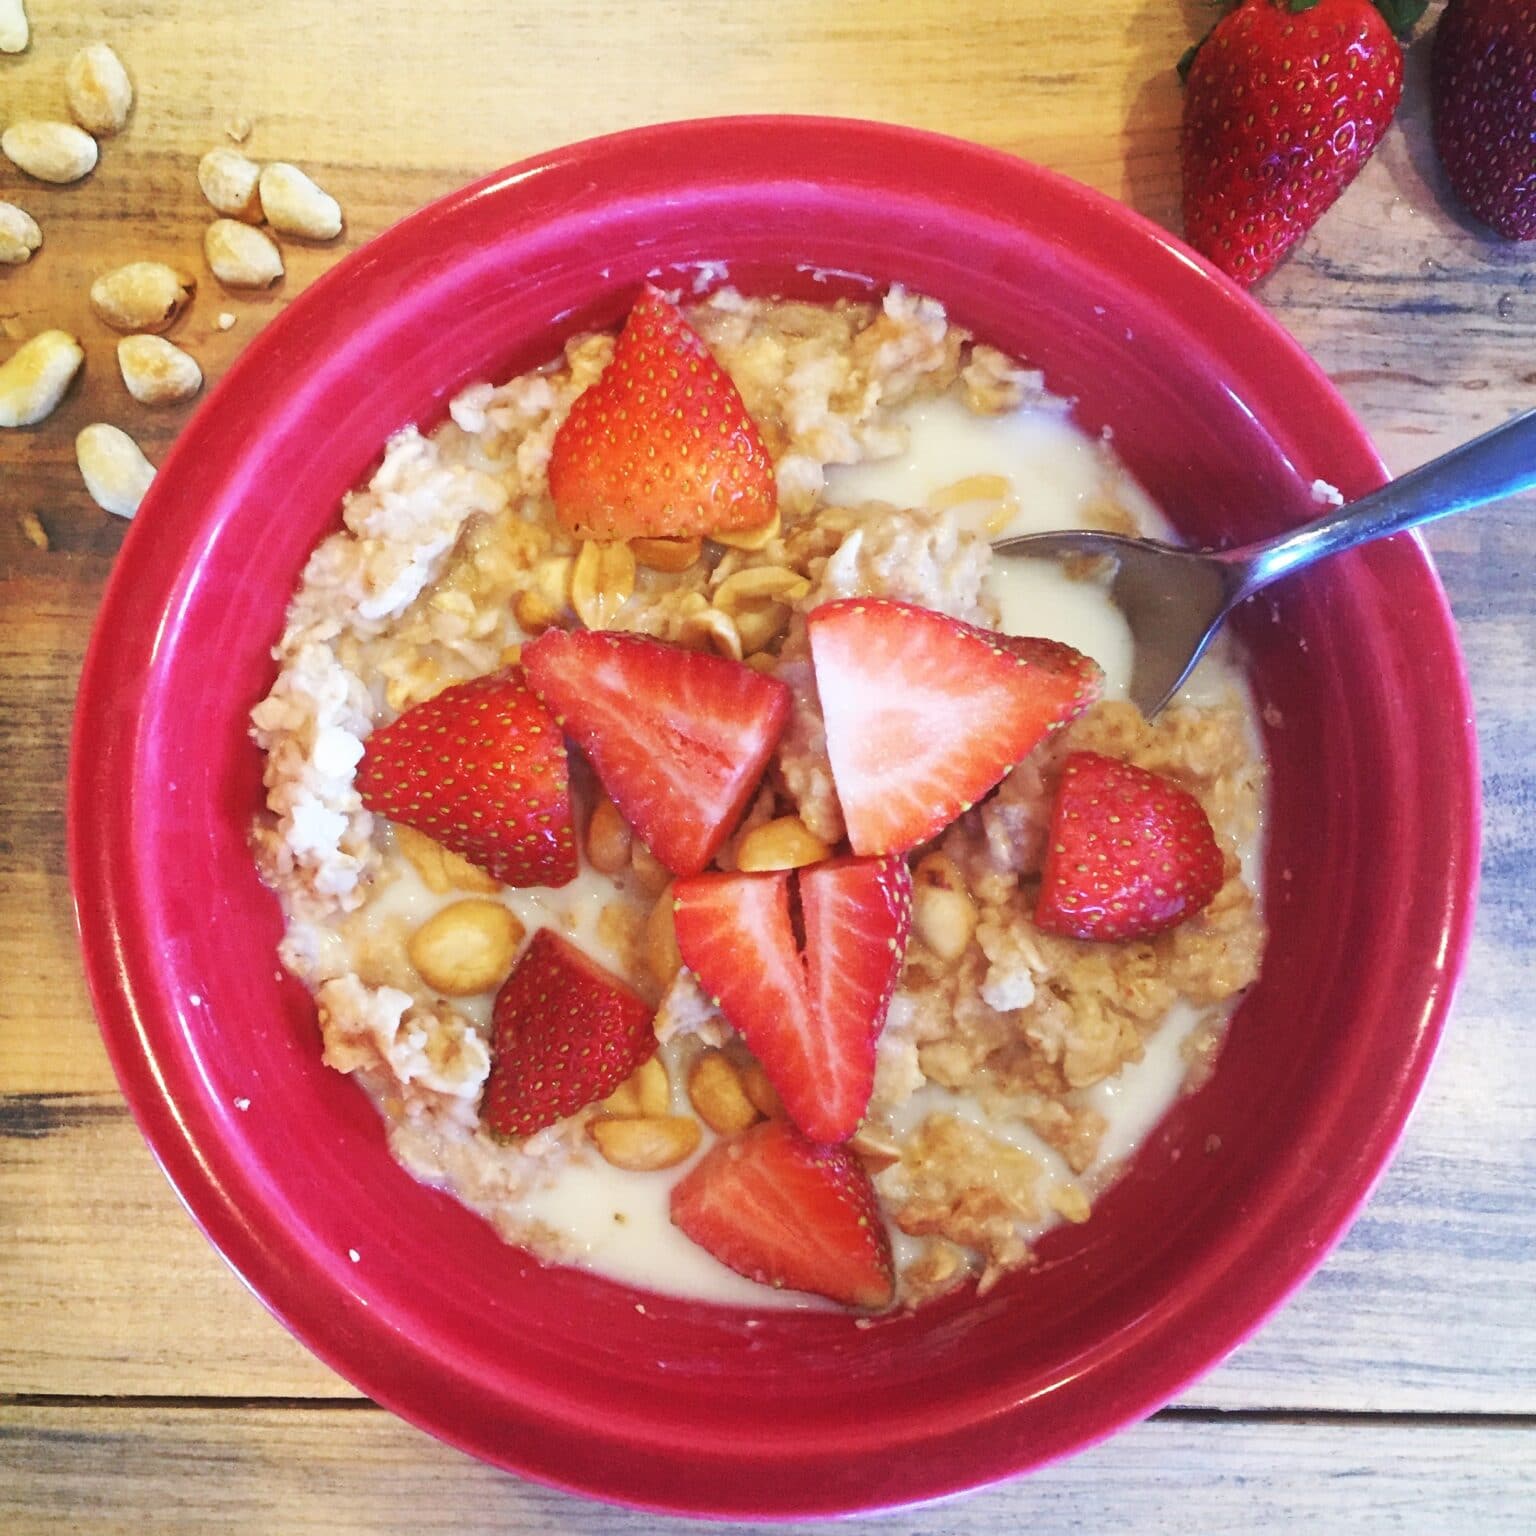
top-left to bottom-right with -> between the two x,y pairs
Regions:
1433,0 -> 1536,240
1181,0 -> 1421,285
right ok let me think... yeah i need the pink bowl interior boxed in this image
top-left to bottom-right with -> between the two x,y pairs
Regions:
69,118 -> 1478,1518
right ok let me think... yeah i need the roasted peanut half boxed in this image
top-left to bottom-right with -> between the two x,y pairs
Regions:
912,853 -> 977,962
644,884 -> 682,991
0,0 -> 28,54
631,536 -> 702,573
687,1050 -> 760,1136
0,202 -> 42,266
407,898 -> 524,996
204,219 -> 283,288
586,798 -> 632,875
258,162 -> 343,240
1,121 -> 97,184
394,823 -> 500,895
848,1126 -> 903,1173
740,1060 -> 785,1120
90,262 -> 196,334
712,509 -> 781,551
678,605 -> 742,660
602,1056 -> 671,1118
198,148 -> 262,221
0,331 -> 83,428
571,539 -> 635,630
712,566 -> 810,613
734,816 -> 831,873
587,1114 -> 701,1171
117,335 -> 202,405
512,588 -> 562,636
65,43 -> 133,137
76,424 -> 155,518
630,838 -> 671,896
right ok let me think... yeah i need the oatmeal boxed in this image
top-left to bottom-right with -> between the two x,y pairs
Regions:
250,283 -> 1266,1310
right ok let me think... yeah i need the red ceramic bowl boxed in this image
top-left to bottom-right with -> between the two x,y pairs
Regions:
69,118 -> 1478,1517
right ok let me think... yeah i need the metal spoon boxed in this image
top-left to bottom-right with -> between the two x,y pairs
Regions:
993,408 -> 1536,717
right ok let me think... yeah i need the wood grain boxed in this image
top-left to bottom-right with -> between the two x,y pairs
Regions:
4,0 -> 1535,1525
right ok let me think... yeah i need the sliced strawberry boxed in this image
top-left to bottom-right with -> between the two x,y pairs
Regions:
670,1119 -> 895,1309
356,667 -> 576,888
807,599 -> 1092,857
483,927 -> 656,1139
673,857 -> 911,1143
1034,751 -> 1224,942
547,285 -> 777,540
991,634 -> 1103,723
523,628 -> 791,877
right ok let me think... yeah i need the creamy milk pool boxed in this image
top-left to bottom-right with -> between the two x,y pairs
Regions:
357,390 -> 1263,1308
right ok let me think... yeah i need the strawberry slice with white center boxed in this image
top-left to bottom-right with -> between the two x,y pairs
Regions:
523,628 -> 791,877
355,666 -> 576,888
673,854 -> 911,1143
1034,751 -> 1224,941
670,1119 -> 895,1309
807,598 -> 1099,856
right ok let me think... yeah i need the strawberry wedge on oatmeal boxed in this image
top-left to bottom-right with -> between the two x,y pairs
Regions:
250,281 -> 1266,1311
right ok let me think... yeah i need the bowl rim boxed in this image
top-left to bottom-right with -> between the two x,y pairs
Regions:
68,114 -> 1481,1517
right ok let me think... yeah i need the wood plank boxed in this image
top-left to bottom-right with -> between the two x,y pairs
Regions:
2,1404 -> 1533,1533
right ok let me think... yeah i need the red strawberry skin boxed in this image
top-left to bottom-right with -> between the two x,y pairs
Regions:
356,667 -> 577,888
1035,752 -> 1224,942
807,599 -> 1095,858
1181,0 -> 1404,285
523,628 -> 791,877
991,634 -> 1103,722
670,1119 -> 895,1309
547,285 -> 777,540
483,928 -> 657,1139
1433,0 -> 1536,240
674,858 -> 912,1143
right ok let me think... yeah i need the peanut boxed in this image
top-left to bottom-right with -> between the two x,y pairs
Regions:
76,424 -> 155,518
0,0 -> 27,53
571,539 -> 635,630
1,121 -> 98,185
512,588 -> 562,635
644,884 -> 682,990
712,566 -> 810,613
0,202 -> 41,266
712,509 -> 781,550
741,1060 -> 785,1120
732,601 -> 793,657
65,42 -> 133,137
601,1056 -> 671,1118
848,1127 -> 903,1173
631,536 -> 702,573
90,262 -> 196,335
927,473 -> 1012,511
678,606 -> 742,660
585,798 -> 632,876
393,823 -> 500,895
912,854 -> 977,962
687,1050 -> 760,1135
587,1114 -> 700,1171
197,148 -> 262,222
743,653 -> 779,676
407,898 -> 523,996
117,335 -> 203,405
204,219 -> 283,288
258,162 -> 343,240
0,330 -> 83,428
734,816 -> 831,873
630,839 -> 670,895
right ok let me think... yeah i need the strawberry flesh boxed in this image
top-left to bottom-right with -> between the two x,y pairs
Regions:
523,628 -> 791,877
547,285 -> 778,540
483,927 -> 657,1140
356,666 -> 576,888
670,1119 -> 895,1309
673,857 -> 911,1143
1181,0 -> 1404,286
807,599 -> 1096,857
1035,751 -> 1224,942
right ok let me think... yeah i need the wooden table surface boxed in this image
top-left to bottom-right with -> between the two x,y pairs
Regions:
3,0 -> 1533,1529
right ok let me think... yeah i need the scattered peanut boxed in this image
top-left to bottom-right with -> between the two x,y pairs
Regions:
743,653 -> 779,676
0,203 -> 41,266
678,605 -> 742,660
75,423 -> 155,518
587,1114 -> 700,1171
687,1050 -> 760,1135
65,42 -> 134,137
712,509 -> 781,550
512,587 -> 562,636
393,823 -> 500,895
258,162 -> 343,240
734,815 -> 831,873
630,838 -> 670,895
631,536 -> 702,573
0,0 -> 27,53
571,539 -> 636,630
586,798 -> 632,876
197,148 -> 262,221
848,1126 -> 903,1173
407,898 -> 523,997
117,335 -> 202,405
911,854 -> 978,962
498,643 -> 523,668
927,473 -> 1012,511
644,884 -> 682,990
740,1061 -> 785,1120
19,511 -> 48,550
601,1056 -> 671,1118
1,121 -> 98,185
732,600 -> 793,656
90,262 -> 196,334
0,331 -> 84,428
204,218 -> 284,288
712,566 -> 810,613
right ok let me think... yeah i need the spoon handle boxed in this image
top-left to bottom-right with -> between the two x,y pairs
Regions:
1233,406 -> 1536,596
